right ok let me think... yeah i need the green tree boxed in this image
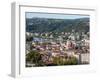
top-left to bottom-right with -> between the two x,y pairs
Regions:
53,56 -> 78,65
26,50 -> 42,66
64,56 -> 78,65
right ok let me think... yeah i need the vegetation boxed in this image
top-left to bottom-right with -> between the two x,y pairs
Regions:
26,50 -> 43,66
26,18 -> 89,33
65,56 -> 78,65
26,50 -> 78,67
53,56 -> 78,65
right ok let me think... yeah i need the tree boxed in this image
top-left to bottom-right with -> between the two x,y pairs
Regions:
64,56 -> 78,65
53,56 -> 78,65
26,50 -> 42,66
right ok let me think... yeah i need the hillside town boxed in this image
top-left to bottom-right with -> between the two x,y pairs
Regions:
26,30 -> 90,67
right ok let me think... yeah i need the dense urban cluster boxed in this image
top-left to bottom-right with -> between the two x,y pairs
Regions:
26,30 -> 90,67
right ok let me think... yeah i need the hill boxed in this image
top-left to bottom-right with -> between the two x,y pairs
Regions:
26,17 -> 89,33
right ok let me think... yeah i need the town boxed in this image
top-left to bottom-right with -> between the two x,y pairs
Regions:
26,30 -> 90,67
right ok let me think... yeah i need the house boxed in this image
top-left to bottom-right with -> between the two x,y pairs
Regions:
26,32 -> 33,37
80,53 -> 90,64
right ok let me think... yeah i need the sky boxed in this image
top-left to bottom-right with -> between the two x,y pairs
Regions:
26,12 -> 89,19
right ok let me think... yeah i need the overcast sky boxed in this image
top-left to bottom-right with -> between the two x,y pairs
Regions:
26,12 -> 89,19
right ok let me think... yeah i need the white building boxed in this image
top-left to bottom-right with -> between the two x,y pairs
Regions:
69,33 -> 76,40
80,53 -> 90,64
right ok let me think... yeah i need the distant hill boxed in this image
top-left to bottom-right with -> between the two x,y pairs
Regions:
26,17 -> 89,33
